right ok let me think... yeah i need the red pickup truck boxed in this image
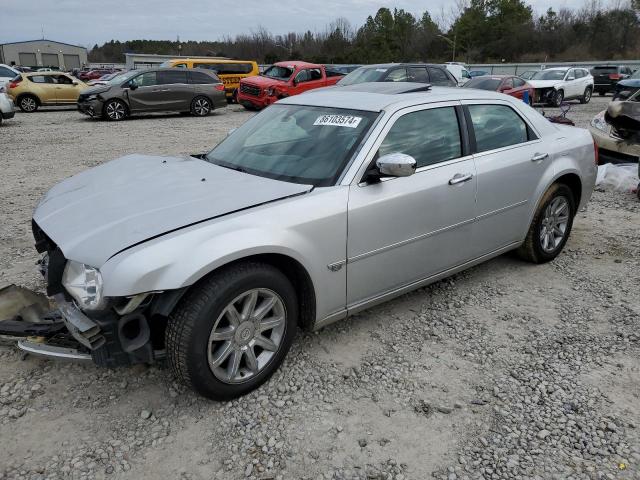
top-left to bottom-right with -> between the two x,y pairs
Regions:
237,61 -> 343,110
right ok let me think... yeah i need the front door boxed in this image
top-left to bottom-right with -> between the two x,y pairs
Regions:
291,68 -> 326,95
464,101 -> 548,255
346,103 -> 477,306
156,70 -> 193,111
53,74 -> 81,103
126,71 -> 162,112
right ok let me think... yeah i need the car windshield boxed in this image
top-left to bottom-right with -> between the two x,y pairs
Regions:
630,69 -> 640,79
531,70 -> 567,81
337,67 -> 388,86
205,104 -> 379,186
262,65 -> 294,81
107,70 -> 138,85
463,78 -> 502,90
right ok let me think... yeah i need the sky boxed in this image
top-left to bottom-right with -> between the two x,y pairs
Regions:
2,0 -> 587,48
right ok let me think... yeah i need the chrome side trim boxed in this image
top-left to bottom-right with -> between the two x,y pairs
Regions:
17,339 -> 92,361
327,260 -> 346,272
313,309 -> 348,330
347,218 -> 475,264
476,199 -> 528,221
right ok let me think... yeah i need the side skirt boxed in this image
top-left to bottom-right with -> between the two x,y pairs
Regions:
313,241 -> 521,331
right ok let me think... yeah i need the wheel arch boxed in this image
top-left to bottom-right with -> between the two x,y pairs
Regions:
554,172 -> 582,209
17,92 -> 40,105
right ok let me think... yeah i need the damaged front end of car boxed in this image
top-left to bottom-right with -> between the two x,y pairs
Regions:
1,221 -> 186,366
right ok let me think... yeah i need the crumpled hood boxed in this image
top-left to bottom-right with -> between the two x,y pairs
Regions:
527,80 -> 562,89
82,84 -> 111,95
33,154 -> 312,267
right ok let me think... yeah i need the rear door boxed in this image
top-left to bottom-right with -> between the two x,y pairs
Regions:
464,101 -> 546,255
156,70 -> 193,110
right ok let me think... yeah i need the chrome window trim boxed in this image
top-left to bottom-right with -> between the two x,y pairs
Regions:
461,99 -> 543,145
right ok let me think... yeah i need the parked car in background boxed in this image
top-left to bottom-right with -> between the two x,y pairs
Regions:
25,85 -> 596,400
324,64 -> 361,75
77,67 -> 227,121
468,70 -> 488,78
0,64 -> 20,87
161,58 -> 259,103
590,89 -> 640,164
337,63 -> 457,88
444,63 -> 471,85
519,70 -> 538,80
591,65 -> 633,96
613,69 -> 640,100
7,71 -> 88,112
86,73 -> 119,86
237,61 -> 343,110
463,75 -> 534,104
15,66 -> 33,73
37,67 -> 54,72
0,87 -> 16,124
78,69 -> 121,82
528,67 -> 593,106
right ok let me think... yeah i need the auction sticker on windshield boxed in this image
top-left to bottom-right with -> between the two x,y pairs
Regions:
313,114 -> 362,128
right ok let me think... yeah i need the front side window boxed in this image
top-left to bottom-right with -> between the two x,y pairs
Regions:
378,107 -> 462,168
531,70 -> 566,81
53,75 -> 73,85
468,105 -> 529,153
565,69 -> 576,80
428,67 -> 454,86
29,75 -> 53,84
295,69 -> 311,83
337,66 -> 387,86
131,71 -> 157,87
384,68 -> 408,82
206,104 -> 379,186
407,67 -> 428,83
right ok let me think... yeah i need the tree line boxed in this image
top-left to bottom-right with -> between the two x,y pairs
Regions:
88,0 -> 640,65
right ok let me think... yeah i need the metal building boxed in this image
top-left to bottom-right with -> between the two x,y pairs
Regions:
124,53 -> 228,70
0,39 -> 88,70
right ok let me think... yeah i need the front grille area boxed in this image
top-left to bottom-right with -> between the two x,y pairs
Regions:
240,83 -> 261,97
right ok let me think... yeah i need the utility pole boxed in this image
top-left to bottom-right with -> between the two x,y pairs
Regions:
438,33 -> 457,62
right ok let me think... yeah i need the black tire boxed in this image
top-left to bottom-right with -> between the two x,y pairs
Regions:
166,262 -> 298,400
103,99 -> 127,121
242,103 -> 257,111
551,90 -> 564,107
18,94 -> 39,112
190,96 -> 212,116
580,87 -> 592,104
517,183 -> 576,263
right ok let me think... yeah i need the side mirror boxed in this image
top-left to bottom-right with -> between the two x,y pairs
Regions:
72,81 -> 78,85
128,82 -> 138,90
376,153 -> 417,177
567,76 -> 575,81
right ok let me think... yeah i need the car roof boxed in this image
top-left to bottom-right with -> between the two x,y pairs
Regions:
274,60 -> 322,69
544,67 -> 570,71
279,84 -> 513,112
335,82 -> 432,94
356,63 -> 446,69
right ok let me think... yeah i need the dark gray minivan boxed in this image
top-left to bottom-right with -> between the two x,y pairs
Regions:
77,68 -> 227,121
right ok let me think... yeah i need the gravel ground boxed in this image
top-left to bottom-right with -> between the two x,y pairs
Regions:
0,96 -> 638,480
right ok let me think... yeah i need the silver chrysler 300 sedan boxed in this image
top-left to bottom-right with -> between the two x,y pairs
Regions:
26,83 -> 597,399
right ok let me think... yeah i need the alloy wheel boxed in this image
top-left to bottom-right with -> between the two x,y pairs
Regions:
207,288 -> 286,384
194,98 -> 210,116
21,97 -> 37,112
106,101 -> 125,120
584,88 -> 592,102
539,196 -> 570,253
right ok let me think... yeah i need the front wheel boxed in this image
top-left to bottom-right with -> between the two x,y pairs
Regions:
517,183 -> 575,263
551,90 -> 564,107
103,99 -> 127,121
580,87 -> 592,104
191,96 -> 212,116
166,262 -> 298,400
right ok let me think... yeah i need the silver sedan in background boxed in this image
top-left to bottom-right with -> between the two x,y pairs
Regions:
27,83 -> 597,399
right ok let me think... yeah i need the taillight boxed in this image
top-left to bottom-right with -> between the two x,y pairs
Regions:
609,73 -> 622,80
8,79 -> 21,89
215,84 -> 225,91
593,140 -> 599,165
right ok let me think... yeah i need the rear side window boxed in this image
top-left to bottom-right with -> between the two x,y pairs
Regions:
158,70 -> 188,84
468,105 -> 529,153
427,67 -> 455,86
29,75 -> 53,84
378,107 -> 462,168
131,71 -> 157,87
512,77 -> 526,87
189,71 -> 218,84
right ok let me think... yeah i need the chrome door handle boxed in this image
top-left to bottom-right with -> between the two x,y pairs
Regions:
448,173 -> 474,185
531,152 -> 549,162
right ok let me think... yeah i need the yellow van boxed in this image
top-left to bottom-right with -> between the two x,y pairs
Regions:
161,58 -> 259,102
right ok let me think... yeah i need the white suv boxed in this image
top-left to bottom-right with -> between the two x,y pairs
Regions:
528,67 -> 594,106
0,64 -> 20,87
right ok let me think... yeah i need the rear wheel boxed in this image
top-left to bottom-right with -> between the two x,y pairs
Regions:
517,183 -> 575,263
103,99 -> 127,121
18,95 -> 38,112
166,262 -> 298,400
580,87 -> 592,104
191,96 -> 212,116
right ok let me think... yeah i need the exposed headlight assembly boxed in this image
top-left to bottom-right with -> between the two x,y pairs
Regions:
590,113 -> 609,132
62,261 -> 106,310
